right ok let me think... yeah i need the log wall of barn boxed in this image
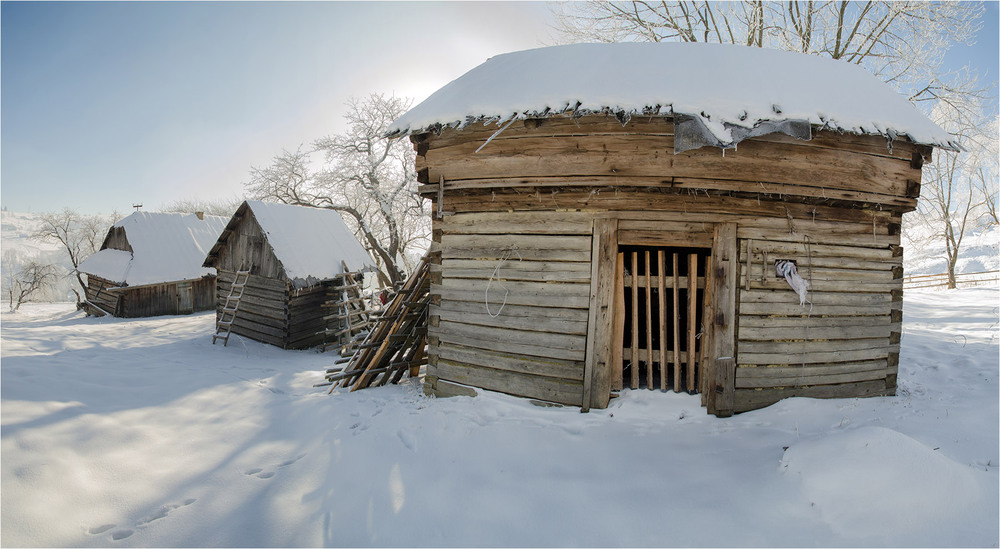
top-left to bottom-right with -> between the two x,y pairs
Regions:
732,225 -> 902,413
426,212 -> 596,406
84,275 -> 122,316
415,114 -> 920,412
217,269 -> 290,348
217,270 -> 333,349
118,277 -> 216,318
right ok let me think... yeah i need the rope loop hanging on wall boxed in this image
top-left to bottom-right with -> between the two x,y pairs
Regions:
485,246 -> 522,318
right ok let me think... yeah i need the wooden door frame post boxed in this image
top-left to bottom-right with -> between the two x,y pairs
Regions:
583,218 -> 618,411
708,222 -> 738,417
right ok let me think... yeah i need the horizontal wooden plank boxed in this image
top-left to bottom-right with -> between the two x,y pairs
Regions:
434,341 -> 585,381
432,285 -> 591,309
618,229 -> 714,248
433,326 -> 586,362
433,358 -> 583,406
733,380 -> 890,412
431,299 -> 590,323
440,233 -> 592,262
439,211 -> 594,235
739,314 -> 893,328
737,345 -> 896,365
439,188 -> 911,220
739,239 -> 898,260
739,322 -> 899,341
738,302 -> 896,316
436,319 -> 587,354
440,259 -> 592,283
434,306 -> 589,336
740,337 -> 891,355
736,360 -> 889,388
739,290 -> 892,306
738,227 -> 898,249
425,133 -> 917,198
438,278 -> 591,298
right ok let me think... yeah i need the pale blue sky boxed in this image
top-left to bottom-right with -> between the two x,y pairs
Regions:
1,1 -> 997,215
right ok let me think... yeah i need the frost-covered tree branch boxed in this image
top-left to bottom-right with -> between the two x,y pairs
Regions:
245,94 -> 429,287
3,257 -> 57,312
32,209 -> 111,305
551,1 -> 984,97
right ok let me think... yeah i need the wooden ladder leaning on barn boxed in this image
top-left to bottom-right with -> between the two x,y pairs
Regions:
319,263 -> 371,355
213,268 -> 251,346
316,255 -> 430,392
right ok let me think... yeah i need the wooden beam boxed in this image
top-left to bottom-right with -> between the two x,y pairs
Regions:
708,222 -> 738,417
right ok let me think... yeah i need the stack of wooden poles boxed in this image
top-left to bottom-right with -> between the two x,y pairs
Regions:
318,256 -> 430,392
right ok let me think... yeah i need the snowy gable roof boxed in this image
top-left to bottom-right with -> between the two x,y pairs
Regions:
387,42 -> 958,151
77,211 -> 228,287
224,201 -> 375,286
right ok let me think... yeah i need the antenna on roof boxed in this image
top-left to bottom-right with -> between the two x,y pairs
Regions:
132,203 -> 143,212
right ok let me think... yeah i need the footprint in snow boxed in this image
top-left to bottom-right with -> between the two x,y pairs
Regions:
245,454 -> 306,479
136,498 -> 197,526
88,524 -> 116,535
111,529 -> 134,541
397,430 -> 416,452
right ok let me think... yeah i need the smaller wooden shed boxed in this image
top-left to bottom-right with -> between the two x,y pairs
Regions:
202,200 -> 376,349
77,211 -> 227,317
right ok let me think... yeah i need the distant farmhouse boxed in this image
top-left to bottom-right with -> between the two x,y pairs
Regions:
202,200 -> 376,350
77,211 -> 227,317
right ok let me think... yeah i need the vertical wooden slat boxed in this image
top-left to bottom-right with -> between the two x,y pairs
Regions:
644,250 -> 654,389
672,252 -> 681,392
687,252 -> 698,391
631,251 -> 639,390
657,250 -> 667,392
700,254 -> 714,404
709,223 -> 738,417
612,252 -> 625,392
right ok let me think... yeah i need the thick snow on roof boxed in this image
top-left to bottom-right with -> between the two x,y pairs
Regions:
78,212 -> 227,286
245,200 -> 375,286
388,42 -> 957,151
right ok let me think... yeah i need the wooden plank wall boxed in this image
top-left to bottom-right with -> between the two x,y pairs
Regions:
84,275 -> 121,316
217,269 -> 290,348
286,285 -> 332,350
426,212 -> 595,406
732,220 -> 902,413
416,116 -> 927,212
213,210 -> 286,279
118,277 -> 216,318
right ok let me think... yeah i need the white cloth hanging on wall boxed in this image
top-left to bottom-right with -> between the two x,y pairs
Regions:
775,260 -> 809,305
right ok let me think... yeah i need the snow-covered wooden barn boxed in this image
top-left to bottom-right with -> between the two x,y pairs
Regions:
77,211 -> 227,317
387,43 -> 957,415
202,200 -> 376,350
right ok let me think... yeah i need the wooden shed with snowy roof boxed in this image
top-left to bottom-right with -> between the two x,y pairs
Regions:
77,211 -> 227,317
202,200 -> 376,350
387,42 -> 956,416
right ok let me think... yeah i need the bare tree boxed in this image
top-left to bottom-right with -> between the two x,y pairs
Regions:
973,115 -> 999,228
246,94 -> 429,287
913,93 -> 994,289
3,256 -> 57,312
551,2 -> 984,96
160,197 -> 244,218
33,209 -> 111,304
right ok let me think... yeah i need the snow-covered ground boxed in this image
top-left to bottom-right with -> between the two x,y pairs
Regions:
2,288 -> 997,547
